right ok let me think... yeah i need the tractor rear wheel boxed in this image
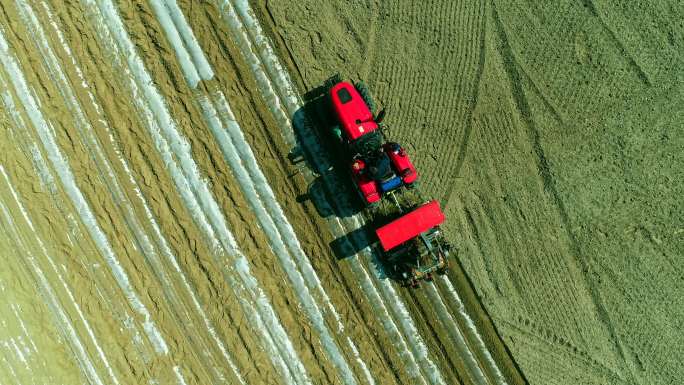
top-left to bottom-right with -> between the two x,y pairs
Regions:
355,81 -> 376,114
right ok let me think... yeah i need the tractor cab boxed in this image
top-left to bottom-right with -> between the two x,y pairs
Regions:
330,82 -> 379,142
375,200 -> 450,286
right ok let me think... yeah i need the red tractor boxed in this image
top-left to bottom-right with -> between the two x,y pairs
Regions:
327,79 -> 450,286
329,81 -> 417,205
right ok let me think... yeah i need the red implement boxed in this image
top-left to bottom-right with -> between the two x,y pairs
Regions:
376,200 -> 445,252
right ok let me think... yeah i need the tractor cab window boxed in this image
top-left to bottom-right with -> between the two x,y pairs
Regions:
337,88 -> 353,104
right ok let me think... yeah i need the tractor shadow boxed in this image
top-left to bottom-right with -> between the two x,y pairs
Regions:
329,225 -> 391,280
288,74 -> 383,262
288,74 -> 366,220
329,227 -> 370,260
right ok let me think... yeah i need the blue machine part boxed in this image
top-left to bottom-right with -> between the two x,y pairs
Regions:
379,175 -> 402,192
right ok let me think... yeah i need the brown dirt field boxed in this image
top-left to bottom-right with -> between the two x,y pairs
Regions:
0,1 -> 681,385
255,0 -> 684,384
3,1 -> 488,384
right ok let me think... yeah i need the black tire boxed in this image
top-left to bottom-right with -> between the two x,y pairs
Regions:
330,73 -> 343,86
355,81 -> 376,114
325,73 -> 344,91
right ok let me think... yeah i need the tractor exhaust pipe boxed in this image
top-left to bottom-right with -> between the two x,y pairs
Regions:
375,109 -> 386,124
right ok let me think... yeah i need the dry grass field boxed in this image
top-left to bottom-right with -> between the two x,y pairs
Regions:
0,1 -> 680,384
257,0 -> 684,384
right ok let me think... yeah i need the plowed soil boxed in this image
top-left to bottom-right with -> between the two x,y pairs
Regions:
257,0 -> 684,384
0,1 -> 681,385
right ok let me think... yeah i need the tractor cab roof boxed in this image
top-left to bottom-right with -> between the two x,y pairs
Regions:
330,82 -> 378,140
376,200 -> 446,252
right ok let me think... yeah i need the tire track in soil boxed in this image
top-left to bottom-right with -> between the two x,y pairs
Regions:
489,4 -> 636,384
370,0 -> 483,201
79,0 -> 310,382
441,1 -> 487,210
465,110 -> 598,378
358,0 -> 379,81
450,2 -> 648,383
454,105 -> 612,384
222,0 -> 516,384
0,16 -> 174,383
363,1 -> 522,384
145,5 -> 373,381
211,1 -> 448,384
496,319 -> 630,385
196,2 -> 429,384
16,2 -> 246,382
0,116 -> 150,385
4,2 -> 248,380
33,0 -> 314,380
501,317 -> 628,385
131,1 -> 384,383
0,175 -> 107,385
579,0 -> 651,87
